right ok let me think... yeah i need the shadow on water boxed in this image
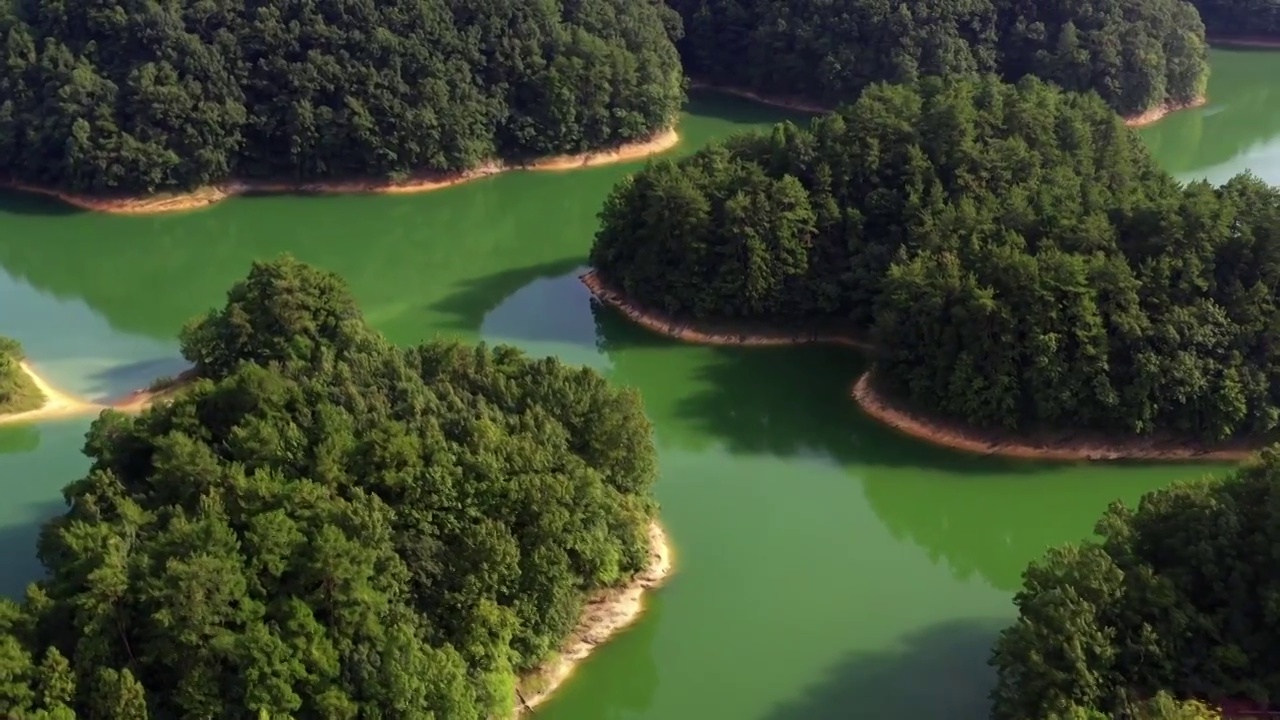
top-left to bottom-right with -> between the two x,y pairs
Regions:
430,258 -> 586,333
684,90 -> 816,131
762,619 -> 1004,720
0,189 -> 83,218
0,499 -> 63,600
589,301 -> 1060,475
87,355 -> 191,401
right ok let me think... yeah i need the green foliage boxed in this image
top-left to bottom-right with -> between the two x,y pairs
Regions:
0,0 -> 685,194
991,449 -> 1280,718
1048,692 -> 1224,719
0,336 -> 41,415
591,75 -> 1280,441
0,257 -> 659,718
1190,0 -> 1280,37
669,0 -> 1207,116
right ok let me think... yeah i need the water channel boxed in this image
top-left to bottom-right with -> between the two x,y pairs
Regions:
2,47 -> 1278,719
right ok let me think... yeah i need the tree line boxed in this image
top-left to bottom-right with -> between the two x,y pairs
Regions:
0,0 -> 685,194
0,336 -> 40,415
591,75 -> 1280,444
993,449 -> 1280,719
0,256 -> 661,718
1190,0 -> 1280,37
668,0 -> 1209,118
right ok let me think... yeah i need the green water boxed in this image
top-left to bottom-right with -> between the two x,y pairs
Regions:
2,48 -> 1278,718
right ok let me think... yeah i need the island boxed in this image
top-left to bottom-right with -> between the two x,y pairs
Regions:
668,0 -> 1209,124
0,0 -> 685,213
585,75 -> 1280,461
0,257 -> 672,717
991,449 -> 1280,719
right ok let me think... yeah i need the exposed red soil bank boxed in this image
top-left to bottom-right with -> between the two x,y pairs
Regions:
582,270 -> 1258,462
515,521 -> 673,715
1124,95 -> 1209,128
2,129 -> 679,216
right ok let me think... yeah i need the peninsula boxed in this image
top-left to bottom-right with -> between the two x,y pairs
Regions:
0,257 -> 674,718
587,75 -> 1280,461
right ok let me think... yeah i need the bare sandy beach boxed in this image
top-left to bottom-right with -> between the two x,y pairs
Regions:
0,362 -> 105,426
1124,95 -> 1208,128
3,129 -> 680,216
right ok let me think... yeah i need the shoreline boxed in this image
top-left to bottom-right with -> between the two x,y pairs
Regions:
0,362 -> 106,426
1207,35 -> 1280,50
580,270 -> 870,349
1123,95 -> 1208,128
3,129 -> 679,216
688,81 -> 832,115
582,270 -> 1258,462
515,520 -> 673,715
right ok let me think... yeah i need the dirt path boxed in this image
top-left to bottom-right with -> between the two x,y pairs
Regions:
4,129 -> 680,216
0,362 -> 106,426
583,271 -> 1259,463
516,521 -> 673,716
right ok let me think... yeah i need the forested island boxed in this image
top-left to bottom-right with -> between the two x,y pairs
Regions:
991,449 -> 1280,719
0,337 -> 40,416
668,0 -> 1209,122
0,257 -> 671,717
587,75 -> 1280,460
0,0 -> 684,210
1191,0 -> 1280,40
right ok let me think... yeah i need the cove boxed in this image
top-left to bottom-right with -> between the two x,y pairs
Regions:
2,47 -> 1279,719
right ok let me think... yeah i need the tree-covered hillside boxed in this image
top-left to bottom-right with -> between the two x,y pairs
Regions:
0,0 -> 685,194
991,449 -> 1280,719
0,257 -> 661,718
669,0 -> 1208,117
1191,0 -> 1280,37
0,336 -> 41,415
591,75 -> 1280,443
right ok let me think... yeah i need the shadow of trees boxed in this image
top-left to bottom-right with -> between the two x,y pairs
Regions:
0,498 -> 64,600
761,618 -> 1006,720
0,189 -> 83,217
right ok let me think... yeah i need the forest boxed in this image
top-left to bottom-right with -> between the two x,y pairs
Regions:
991,449 -> 1280,719
591,75 -> 1280,444
0,336 -> 40,415
1190,0 -> 1280,37
0,0 -> 685,194
0,257 -> 661,718
668,0 -> 1209,117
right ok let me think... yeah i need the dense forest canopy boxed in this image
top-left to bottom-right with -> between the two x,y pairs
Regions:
0,257 -> 660,718
1190,0 -> 1280,37
591,75 -> 1280,443
0,336 -> 40,415
991,449 -> 1280,719
0,0 -> 685,194
668,0 -> 1208,117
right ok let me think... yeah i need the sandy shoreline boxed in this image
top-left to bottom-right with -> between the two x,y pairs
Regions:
515,520 -> 673,715
1207,35 -> 1280,49
1124,95 -> 1208,128
3,129 -> 679,216
689,81 -> 832,114
580,270 -> 870,349
0,362 -> 106,426
583,270 -> 1258,462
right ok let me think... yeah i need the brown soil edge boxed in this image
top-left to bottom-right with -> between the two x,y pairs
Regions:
1124,95 -> 1208,128
2,129 -> 679,216
514,520 -> 673,716
688,81 -> 832,115
582,270 -> 1259,462
1207,35 -> 1280,50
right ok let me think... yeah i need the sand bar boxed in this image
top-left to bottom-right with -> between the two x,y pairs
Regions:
583,270 -> 1258,462
3,129 -> 679,216
515,521 -> 673,715
0,362 -> 106,426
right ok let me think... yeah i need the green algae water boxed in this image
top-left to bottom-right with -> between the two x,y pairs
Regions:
3,48 -> 1279,718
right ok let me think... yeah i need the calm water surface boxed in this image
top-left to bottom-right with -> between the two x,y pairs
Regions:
3,48 -> 1278,719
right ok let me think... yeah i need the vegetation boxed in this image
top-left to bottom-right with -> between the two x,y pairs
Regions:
1191,0 -> 1280,38
0,336 -> 41,415
0,0 -> 684,195
0,256 -> 660,717
991,449 -> 1280,719
669,0 -> 1209,117
591,75 -> 1280,444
